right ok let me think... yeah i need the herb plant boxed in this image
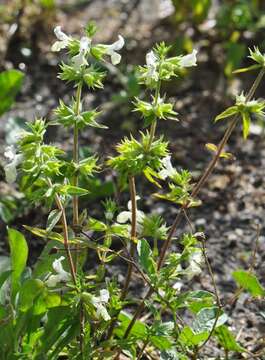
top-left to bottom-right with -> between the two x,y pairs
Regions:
1,23 -> 265,360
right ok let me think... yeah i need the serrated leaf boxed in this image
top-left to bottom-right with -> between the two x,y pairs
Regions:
232,270 -> 265,297
46,209 -> 62,233
8,228 -> 28,301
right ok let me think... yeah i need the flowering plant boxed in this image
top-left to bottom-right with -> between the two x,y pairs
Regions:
1,24 -> 265,360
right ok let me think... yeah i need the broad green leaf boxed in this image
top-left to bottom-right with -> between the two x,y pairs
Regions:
179,326 -> 208,346
115,311 -> 148,339
242,112 -> 251,139
232,270 -> 265,297
215,106 -> 238,122
215,325 -> 245,352
193,307 -> 228,334
18,279 -> 44,312
150,335 -> 172,350
46,210 -> 62,233
137,239 -> 156,278
0,70 -> 24,116
8,228 -> 28,301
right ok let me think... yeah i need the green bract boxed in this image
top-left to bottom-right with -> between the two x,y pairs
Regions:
215,92 -> 265,139
108,132 -> 169,182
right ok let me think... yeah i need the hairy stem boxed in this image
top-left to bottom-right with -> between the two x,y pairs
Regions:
105,176 -> 137,340
146,76 -> 161,150
73,82 -> 83,234
47,179 -> 77,285
120,68 -> 265,342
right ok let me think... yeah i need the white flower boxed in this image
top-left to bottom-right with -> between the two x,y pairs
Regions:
158,156 -> 176,180
179,49 -> 198,68
51,26 -> 71,52
186,250 -> 203,280
173,281 -> 183,291
46,256 -> 71,287
4,146 -> 23,184
91,289 -> 111,321
104,35 -> 125,65
117,196 -> 145,232
72,36 -> 91,70
146,50 -> 159,81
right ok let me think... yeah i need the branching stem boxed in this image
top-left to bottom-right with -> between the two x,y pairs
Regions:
120,68 -> 265,344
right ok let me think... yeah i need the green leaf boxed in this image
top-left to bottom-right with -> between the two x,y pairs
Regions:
24,225 -> 64,242
8,228 -> 28,301
193,307 -> 228,333
115,311 -> 148,339
179,326 -> 208,346
46,210 -> 62,233
150,335 -> 172,350
137,239 -> 157,278
233,64 -> 261,74
232,270 -> 265,297
215,106 -> 238,122
0,70 -> 24,116
58,185 -> 89,196
242,112 -> 251,139
215,325 -> 245,352
18,279 -> 44,312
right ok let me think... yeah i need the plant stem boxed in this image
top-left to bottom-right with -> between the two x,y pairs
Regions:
46,179 -> 77,285
73,82 -> 83,235
137,338 -> 149,360
105,176 -> 137,340
120,68 -> 265,341
146,77 -> 161,151
73,82 -> 83,355
121,176 -> 137,299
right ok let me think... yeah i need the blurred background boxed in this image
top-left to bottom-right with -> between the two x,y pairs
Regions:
0,0 -> 265,353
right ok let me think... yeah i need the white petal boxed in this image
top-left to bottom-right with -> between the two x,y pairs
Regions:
51,40 -> 68,52
96,304 -> 111,321
80,36 -> 91,52
158,168 -> 169,180
110,52 -> 121,65
173,281 -> 183,291
4,146 -> 15,161
146,50 -> 157,67
99,289 -> 109,303
117,211 -> 131,224
72,52 -> 88,69
52,256 -> 65,273
5,163 -> 17,184
109,35 -> 125,51
46,274 -> 61,287
128,196 -> 141,211
136,210 -> 145,224
179,49 -> 198,68
54,26 -> 69,41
